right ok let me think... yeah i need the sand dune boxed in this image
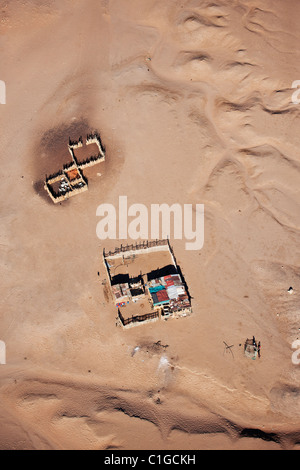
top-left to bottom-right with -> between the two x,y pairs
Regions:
0,0 -> 300,450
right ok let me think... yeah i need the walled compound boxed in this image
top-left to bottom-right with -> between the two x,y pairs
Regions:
44,132 -> 105,203
103,239 -> 192,328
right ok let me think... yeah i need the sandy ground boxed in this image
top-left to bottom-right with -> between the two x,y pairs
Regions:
0,0 -> 300,450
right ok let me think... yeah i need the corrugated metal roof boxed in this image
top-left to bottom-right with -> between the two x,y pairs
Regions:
157,290 -> 169,301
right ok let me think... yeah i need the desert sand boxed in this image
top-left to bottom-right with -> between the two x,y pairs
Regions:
0,0 -> 300,450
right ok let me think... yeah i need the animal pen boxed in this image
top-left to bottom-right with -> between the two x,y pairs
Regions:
44,132 -> 105,203
103,239 -> 192,328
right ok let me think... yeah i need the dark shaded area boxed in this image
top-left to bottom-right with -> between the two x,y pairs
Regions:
111,273 -> 130,286
240,428 -> 280,444
33,180 -> 72,206
33,119 -> 91,201
111,274 -> 143,287
176,263 -> 192,302
37,118 -> 91,178
33,117 -> 125,205
33,180 -> 53,205
130,288 -> 144,297
147,264 -> 178,281
72,143 -> 100,166
33,119 -> 110,204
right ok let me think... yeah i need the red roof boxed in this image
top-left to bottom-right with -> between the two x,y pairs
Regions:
157,290 -> 169,302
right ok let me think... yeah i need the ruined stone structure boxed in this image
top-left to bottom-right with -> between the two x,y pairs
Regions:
44,132 -> 105,203
103,239 -> 192,328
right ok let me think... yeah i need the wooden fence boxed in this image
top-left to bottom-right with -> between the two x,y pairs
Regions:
104,239 -> 169,258
117,308 -> 160,328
